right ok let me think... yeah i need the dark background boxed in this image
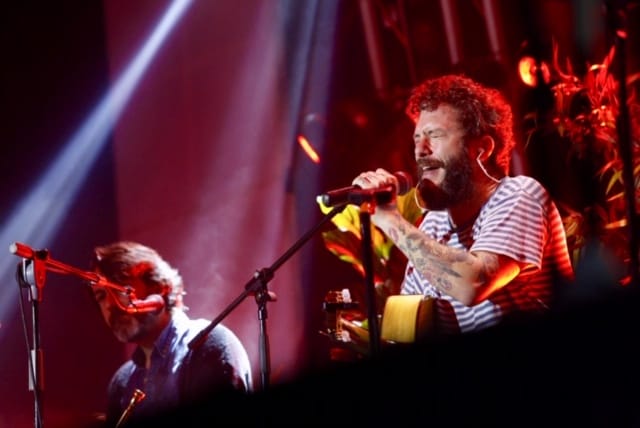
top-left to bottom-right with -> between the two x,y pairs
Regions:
1,1 -> 638,426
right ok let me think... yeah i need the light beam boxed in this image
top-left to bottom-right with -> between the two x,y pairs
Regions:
0,0 -> 193,324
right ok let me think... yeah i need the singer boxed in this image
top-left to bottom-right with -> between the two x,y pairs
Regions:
89,241 -> 252,427
352,74 -> 574,335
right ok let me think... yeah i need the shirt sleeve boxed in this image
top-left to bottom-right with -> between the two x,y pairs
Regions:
471,178 -> 549,269
181,324 -> 253,402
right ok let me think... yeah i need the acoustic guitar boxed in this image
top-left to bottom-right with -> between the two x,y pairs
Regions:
338,295 -> 435,347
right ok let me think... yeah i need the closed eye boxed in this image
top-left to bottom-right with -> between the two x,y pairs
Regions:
414,129 -> 446,144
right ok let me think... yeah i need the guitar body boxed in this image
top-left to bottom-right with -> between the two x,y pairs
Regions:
328,294 -> 436,359
380,295 -> 435,343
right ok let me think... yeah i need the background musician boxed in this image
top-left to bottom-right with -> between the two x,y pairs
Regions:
89,241 -> 252,426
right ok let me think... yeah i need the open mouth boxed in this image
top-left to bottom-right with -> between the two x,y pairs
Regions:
418,160 -> 443,179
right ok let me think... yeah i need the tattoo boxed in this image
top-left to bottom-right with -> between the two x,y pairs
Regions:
434,276 -> 453,291
389,227 -> 399,242
405,233 -> 423,253
390,219 -> 472,297
413,256 -> 427,271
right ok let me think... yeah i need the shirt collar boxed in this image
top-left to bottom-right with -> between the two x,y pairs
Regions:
131,311 -> 189,367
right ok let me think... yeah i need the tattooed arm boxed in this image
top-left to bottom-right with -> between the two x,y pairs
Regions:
373,207 -> 520,305
353,168 -> 521,306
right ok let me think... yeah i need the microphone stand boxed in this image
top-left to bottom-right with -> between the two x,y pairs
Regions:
9,242 -> 133,428
358,203 -> 381,357
317,184 -> 404,357
188,204 -> 348,390
15,251 -> 47,428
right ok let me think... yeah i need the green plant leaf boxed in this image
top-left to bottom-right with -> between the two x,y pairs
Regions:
317,186 -> 425,294
319,202 -> 363,238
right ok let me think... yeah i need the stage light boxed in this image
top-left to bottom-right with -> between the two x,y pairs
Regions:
518,55 -> 551,88
296,135 -> 321,164
0,0 -> 193,324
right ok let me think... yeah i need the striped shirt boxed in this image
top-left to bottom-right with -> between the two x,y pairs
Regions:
401,175 -> 574,334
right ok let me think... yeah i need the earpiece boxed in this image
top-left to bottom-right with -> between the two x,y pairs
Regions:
475,148 -> 501,184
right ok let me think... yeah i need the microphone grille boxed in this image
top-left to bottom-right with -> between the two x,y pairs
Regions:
394,171 -> 414,195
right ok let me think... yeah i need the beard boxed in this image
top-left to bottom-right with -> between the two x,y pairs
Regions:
109,313 -> 142,343
108,311 -> 162,344
416,148 -> 475,211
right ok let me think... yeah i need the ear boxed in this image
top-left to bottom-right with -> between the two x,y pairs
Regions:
476,136 -> 495,161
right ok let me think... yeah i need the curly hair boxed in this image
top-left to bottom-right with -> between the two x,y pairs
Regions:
406,74 -> 515,175
91,241 -> 185,310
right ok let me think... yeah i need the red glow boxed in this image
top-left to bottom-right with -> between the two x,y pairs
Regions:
518,56 -> 551,87
297,135 -> 321,164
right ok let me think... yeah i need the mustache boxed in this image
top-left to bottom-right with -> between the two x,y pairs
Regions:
416,158 -> 445,171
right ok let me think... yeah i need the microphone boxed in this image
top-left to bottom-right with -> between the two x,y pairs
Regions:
116,388 -> 146,428
125,294 -> 165,314
317,171 -> 413,207
9,242 -> 35,258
